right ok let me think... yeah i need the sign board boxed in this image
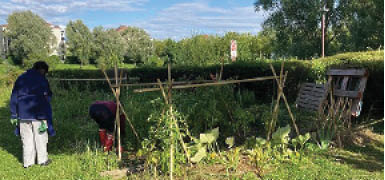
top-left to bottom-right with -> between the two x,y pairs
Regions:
230,40 -> 237,62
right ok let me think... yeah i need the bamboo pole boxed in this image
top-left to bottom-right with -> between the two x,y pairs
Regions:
168,62 -> 173,180
269,63 -> 300,136
133,76 -> 276,93
115,79 -> 216,88
267,74 -> 285,140
50,78 -> 127,81
102,70 -> 140,143
113,79 -> 216,87
157,79 -> 192,165
114,64 -> 122,160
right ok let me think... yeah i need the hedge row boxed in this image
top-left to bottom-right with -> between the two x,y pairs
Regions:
46,50 -> 385,116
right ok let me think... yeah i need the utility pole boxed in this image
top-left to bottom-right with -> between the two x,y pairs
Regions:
321,4 -> 329,58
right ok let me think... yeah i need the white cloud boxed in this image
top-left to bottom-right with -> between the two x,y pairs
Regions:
0,0 -> 148,25
134,2 -> 268,39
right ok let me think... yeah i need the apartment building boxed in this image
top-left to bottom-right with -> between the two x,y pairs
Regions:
0,23 -> 65,60
49,24 -> 66,60
0,24 -> 9,59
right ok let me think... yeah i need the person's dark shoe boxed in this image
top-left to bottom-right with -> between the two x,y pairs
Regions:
40,159 -> 52,166
23,165 -> 33,169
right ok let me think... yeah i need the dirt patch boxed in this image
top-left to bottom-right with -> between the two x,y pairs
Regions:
341,128 -> 384,147
100,168 -> 128,180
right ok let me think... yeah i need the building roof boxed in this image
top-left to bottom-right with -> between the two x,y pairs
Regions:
0,24 -> 8,28
116,25 -> 128,32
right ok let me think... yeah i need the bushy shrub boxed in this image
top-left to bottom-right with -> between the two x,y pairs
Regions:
23,55 -> 61,70
0,64 -> 23,86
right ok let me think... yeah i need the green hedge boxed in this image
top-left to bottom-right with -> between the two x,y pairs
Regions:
47,50 -> 383,116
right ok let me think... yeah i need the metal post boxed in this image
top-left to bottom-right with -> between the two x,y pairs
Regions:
321,4 -> 329,58
322,13 -> 325,58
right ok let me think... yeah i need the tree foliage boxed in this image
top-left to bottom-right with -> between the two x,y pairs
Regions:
65,20 -> 93,66
154,32 -> 273,66
6,11 -> 55,64
119,26 -> 153,64
92,26 -> 124,68
255,0 -> 384,59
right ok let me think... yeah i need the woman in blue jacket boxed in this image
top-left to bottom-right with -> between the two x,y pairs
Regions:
10,61 -> 54,168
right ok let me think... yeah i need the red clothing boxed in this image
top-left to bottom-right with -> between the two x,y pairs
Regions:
92,101 -> 126,135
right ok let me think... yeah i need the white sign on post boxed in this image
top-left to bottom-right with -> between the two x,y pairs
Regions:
230,40 -> 237,62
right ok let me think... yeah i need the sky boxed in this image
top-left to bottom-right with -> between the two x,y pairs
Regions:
0,0 -> 269,40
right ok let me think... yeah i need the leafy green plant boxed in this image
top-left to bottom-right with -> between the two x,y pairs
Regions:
271,125 -> 291,148
189,127 -> 219,163
291,133 -> 311,151
138,106 -> 190,175
221,136 -> 241,172
223,147 -> 241,172
245,137 -> 273,178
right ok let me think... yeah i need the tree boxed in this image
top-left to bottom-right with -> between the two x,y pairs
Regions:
119,26 -> 153,64
255,0 -> 324,59
65,20 -> 92,66
347,0 -> 383,51
6,11 -> 55,65
255,0 -> 384,59
92,26 -> 124,68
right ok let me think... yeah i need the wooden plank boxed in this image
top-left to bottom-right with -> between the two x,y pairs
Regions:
358,76 -> 368,93
298,87 -> 327,96
333,90 -> 359,98
301,83 -> 325,88
297,103 -> 323,110
296,83 -> 328,112
297,99 -> 324,107
298,92 -> 326,98
297,103 -> 319,109
297,95 -> 325,103
327,69 -> 367,76
298,95 -> 324,101
300,88 -> 327,94
340,76 -> 349,90
296,103 -> 320,111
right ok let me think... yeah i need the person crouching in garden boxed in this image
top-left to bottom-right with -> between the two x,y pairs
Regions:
89,101 -> 126,152
10,61 -> 55,168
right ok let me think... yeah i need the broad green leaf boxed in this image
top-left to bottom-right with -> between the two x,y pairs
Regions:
255,137 -> 267,147
272,125 -> 291,145
191,147 -> 207,163
199,127 -> 219,144
225,137 -> 235,148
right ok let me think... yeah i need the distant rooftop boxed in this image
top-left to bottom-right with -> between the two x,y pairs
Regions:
116,25 -> 128,32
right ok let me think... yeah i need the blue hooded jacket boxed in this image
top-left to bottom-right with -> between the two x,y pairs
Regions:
10,69 -> 55,136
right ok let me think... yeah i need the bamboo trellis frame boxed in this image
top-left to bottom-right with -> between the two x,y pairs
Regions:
132,61 -> 300,141
101,65 -> 140,160
101,60 -> 301,171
